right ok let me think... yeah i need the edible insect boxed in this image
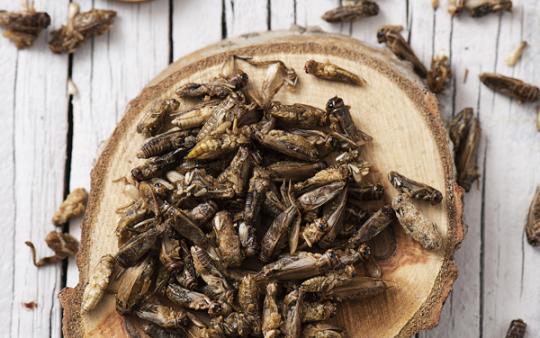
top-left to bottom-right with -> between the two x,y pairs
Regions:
506,41 -> 528,67
52,187 -> 88,226
0,3 -> 50,49
321,1 -> 379,23
282,289 -> 304,338
321,276 -> 387,301
115,227 -> 161,267
262,282 -> 281,338
137,129 -> 194,159
242,167 -> 271,256
135,303 -> 189,330
392,194 -> 443,250
388,171 -> 443,204
176,71 -> 248,99
49,3 -> 116,54
298,181 -> 346,211
300,265 -> 355,294
347,206 -> 395,248
116,256 -> 156,313
301,301 -> 337,323
466,0 -> 512,17
505,319 -> 526,338
217,147 -> 252,196
266,161 -> 326,181
255,129 -> 320,162
294,165 -> 349,193
269,102 -> 334,129
213,211 -> 243,268
81,254 -> 116,312
166,283 -> 220,314
171,99 -> 221,130
348,184 -> 384,201
427,55 -> 451,94
137,99 -> 180,137
377,25 -> 427,78
448,108 -> 481,192
479,72 -> 539,103
25,231 -> 79,267
186,128 -> 251,160
525,186 -> 540,246
326,96 -> 373,146
132,148 -> 186,181
304,60 -> 366,86
191,245 -> 233,304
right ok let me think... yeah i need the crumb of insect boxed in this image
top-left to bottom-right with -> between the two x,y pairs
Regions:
52,187 -> 88,226
67,78 -> 79,96
505,41 -> 528,67
525,186 -> 540,246
22,301 -> 38,310
49,2 -> 116,54
432,0 -> 440,10
448,0 -> 465,16
505,318 -> 527,338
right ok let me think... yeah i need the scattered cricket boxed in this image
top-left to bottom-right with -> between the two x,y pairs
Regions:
0,0 -> 50,49
525,186 -> 540,247
49,2 -> 116,54
427,55 -> 451,94
480,72 -> 539,103
321,1 -> 379,23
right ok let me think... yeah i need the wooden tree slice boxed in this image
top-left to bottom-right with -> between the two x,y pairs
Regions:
60,29 -> 464,338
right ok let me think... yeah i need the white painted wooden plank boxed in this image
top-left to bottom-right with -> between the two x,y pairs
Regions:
295,0 -> 342,34
1,0 -> 70,336
0,4 -> 19,337
481,1 -> 540,336
270,0 -> 296,30
225,0 -> 269,37
172,0 -> 223,58
67,0 -> 171,287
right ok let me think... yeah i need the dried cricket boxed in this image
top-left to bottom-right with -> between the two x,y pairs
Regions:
448,108 -> 481,192
427,55 -> 451,94
137,99 -> 180,137
26,231 -> 79,267
506,41 -> 527,67
213,211 -> 243,268
282,289 -> 304,338
49,3 -> 116,54
466,0 -> 512,17
0,2 -> 50,49
392,194 -> 443,250
302,301 -> 337,323
176,71 -> 248,99
525,186 -> 540,246
479,72 -> 540,103
81,254 -> 116,312
304,60 -> 366,86
326,96 -> 373,146
388,171 -> 443,204
347,206 -> 395,248
505,319 -> 526,338
52,187 -> 88,226
377,25 -> 428,78
322,1 -> 379,23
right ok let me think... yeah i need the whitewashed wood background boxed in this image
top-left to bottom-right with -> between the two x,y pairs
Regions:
1,0 -> 539,337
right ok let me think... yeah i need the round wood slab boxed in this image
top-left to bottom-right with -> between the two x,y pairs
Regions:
60,29 -> 464,338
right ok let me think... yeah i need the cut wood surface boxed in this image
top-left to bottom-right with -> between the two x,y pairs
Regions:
59,30 -> 463,338
2,0 -> 539,337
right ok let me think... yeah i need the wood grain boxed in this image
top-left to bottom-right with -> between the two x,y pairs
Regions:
0,0 -> 70,337
60,31 -> 463,338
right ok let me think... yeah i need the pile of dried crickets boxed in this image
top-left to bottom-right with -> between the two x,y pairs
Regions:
79,57 -> 446,337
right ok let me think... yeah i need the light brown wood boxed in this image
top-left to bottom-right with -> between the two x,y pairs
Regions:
60,30 -> 464,338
